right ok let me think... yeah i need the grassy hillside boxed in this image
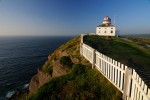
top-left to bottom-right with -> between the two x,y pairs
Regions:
123,34 -> 150,38
28,36 -> 122,100
127,37 -> 150,45
83,35 -> 150,86
30,64 -> 121,100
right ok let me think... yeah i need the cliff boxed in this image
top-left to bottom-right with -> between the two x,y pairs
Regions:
11,36 -> 122,100
29,36 -> 82,95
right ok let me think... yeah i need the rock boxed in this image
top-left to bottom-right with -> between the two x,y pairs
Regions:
52,60 -> 70,78
72,57 -> 79,63
29,68 -> 51,95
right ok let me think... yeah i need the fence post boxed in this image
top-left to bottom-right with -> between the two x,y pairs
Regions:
123,67 -> 132,100
92,49 -> 96,69
80,34 -> 84,55
81,34 -> 84,43
148,88 -> 150,99
80,43 -> 82,56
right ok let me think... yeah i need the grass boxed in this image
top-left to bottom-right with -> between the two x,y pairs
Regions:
42,62 -> 53,75
127,37 -> 150,45
29,63 -> 122,100
83,35 -> 150,86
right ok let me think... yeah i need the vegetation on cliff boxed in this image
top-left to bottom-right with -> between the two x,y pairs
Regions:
28,36 -> 122,100
59,56 -> 73,68
30,64 -> 121,100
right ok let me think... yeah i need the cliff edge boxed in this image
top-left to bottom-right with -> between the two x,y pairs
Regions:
11,36 -> 122,100
29,36 -> 82,95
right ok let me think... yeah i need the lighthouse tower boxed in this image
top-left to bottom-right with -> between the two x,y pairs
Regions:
96,16 -> 116,36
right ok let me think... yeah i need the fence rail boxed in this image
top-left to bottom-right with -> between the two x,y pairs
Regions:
80,34 -> 150,100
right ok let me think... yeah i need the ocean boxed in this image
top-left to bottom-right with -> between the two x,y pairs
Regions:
0,36 -> 73,100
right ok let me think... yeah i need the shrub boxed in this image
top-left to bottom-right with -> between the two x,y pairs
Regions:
60,56 -> 73,68
47,66 -> 53,75
71,64 -> 86,75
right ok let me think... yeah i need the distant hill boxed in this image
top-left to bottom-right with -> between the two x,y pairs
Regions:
121,33 -> 150,38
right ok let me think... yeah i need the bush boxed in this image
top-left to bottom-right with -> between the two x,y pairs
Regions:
71,64 -> 86,75
60,56 -> 73,68
47,66 -> 53,75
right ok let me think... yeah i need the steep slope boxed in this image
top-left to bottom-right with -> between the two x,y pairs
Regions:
29,36 -> 122,100
29,36 -> 82,95
11,36 -> 122,100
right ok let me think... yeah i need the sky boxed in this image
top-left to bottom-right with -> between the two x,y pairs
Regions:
0,0 -> 150,36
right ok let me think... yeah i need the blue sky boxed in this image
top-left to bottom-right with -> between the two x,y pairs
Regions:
0,0 -> 150,36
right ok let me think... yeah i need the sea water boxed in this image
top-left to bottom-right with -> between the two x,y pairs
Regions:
0,36 -> 73,100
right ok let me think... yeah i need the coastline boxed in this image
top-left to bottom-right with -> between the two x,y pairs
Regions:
0,36 -> 73,99
9,86 -> 29,100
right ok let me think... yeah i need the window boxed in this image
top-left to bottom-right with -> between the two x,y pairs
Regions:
105,28 -> 107,29
104,31 -> 107,33
99,28 -> 101,29
111,28 -> 113,29
99,31 -> 100,33
111,30 -> 113,33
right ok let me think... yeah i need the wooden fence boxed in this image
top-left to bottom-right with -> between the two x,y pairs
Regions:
80,34 -> 150,100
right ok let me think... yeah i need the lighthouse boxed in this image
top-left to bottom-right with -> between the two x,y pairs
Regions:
96,16 -> 116,36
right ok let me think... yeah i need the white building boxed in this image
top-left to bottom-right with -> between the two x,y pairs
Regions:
96,16 -> 116,36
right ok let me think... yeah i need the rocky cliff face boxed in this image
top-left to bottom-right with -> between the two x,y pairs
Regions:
29,56 -> 71,95
29,68 -> 51,95
29,36 -> 81,95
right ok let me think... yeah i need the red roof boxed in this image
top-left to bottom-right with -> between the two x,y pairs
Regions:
103,16 -> 111,21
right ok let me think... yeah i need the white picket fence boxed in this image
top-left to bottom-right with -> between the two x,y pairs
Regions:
80,34 -> 150,100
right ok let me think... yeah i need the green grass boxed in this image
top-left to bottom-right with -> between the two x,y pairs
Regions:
127,37 -> 150,45
29,64 -> 122,100
83,35 -> 150,86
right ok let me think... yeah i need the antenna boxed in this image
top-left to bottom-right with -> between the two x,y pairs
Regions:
114,15 -> 116,26
114,15 -> 118,37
